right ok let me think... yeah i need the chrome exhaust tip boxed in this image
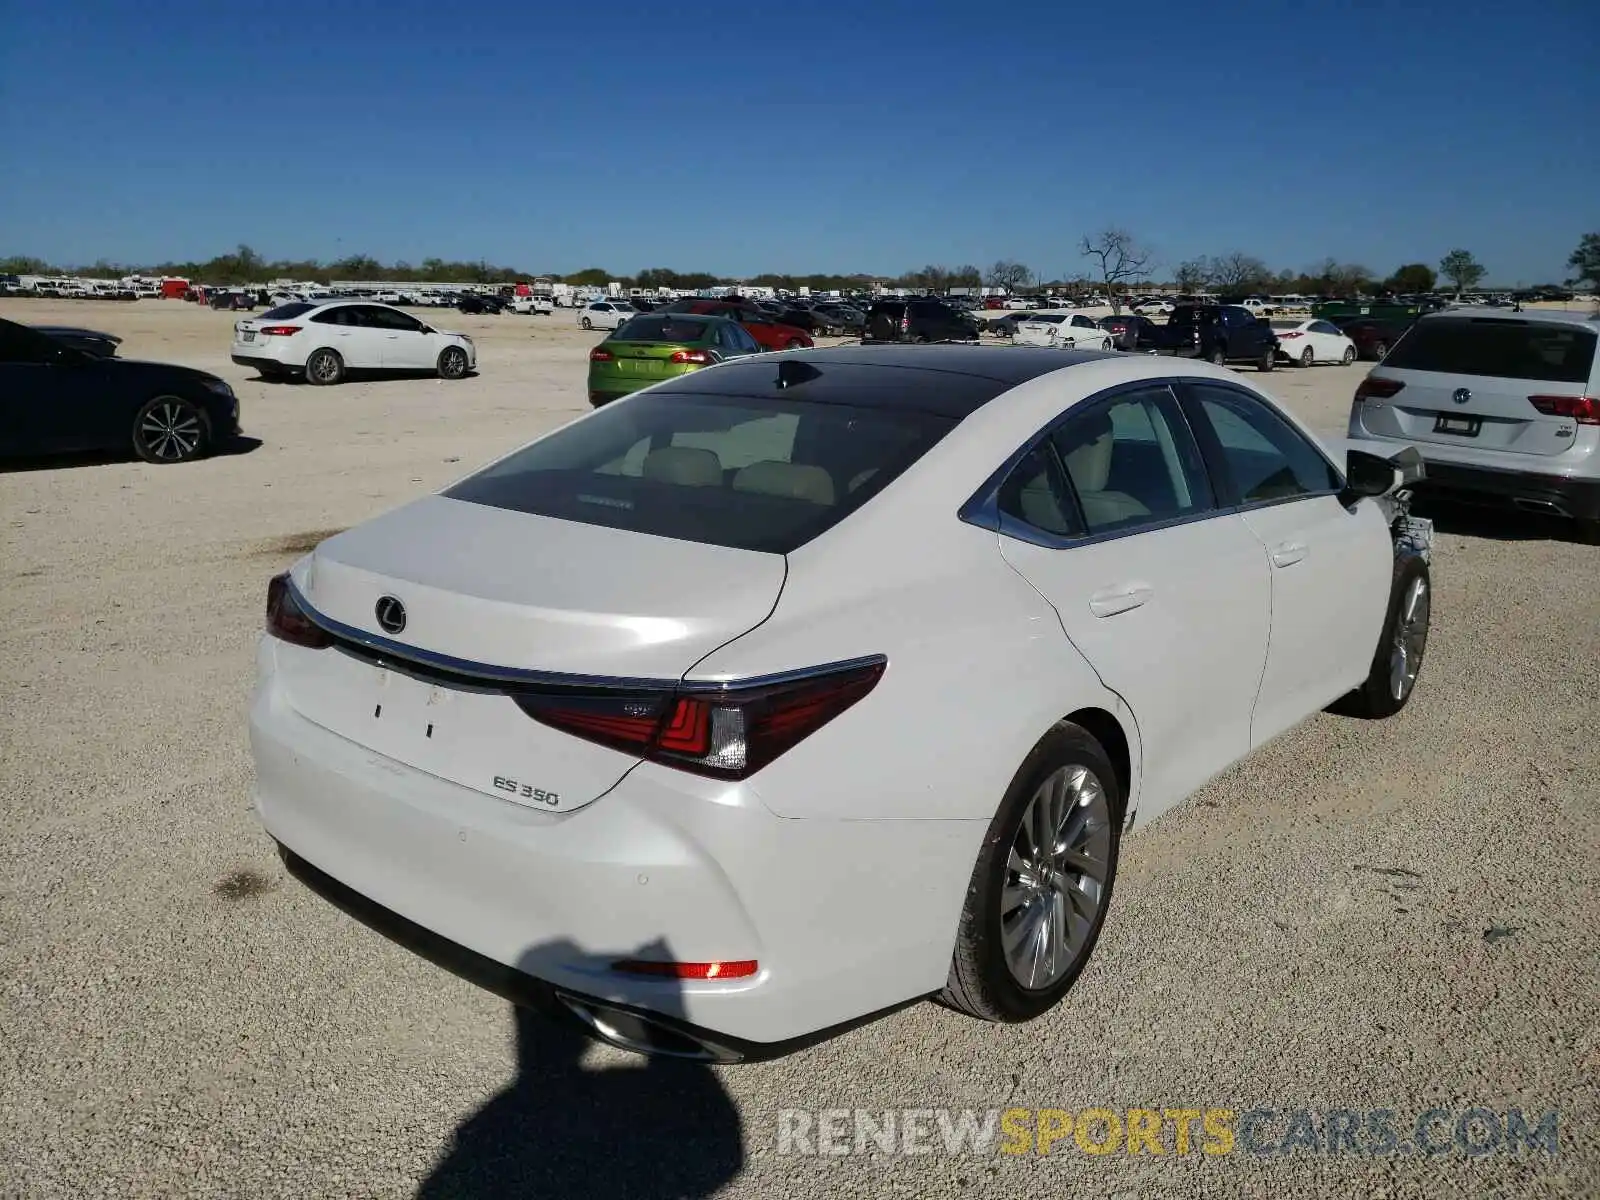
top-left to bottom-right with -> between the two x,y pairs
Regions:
556,994 -> 743,1063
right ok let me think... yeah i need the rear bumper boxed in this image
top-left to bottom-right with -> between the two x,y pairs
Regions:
232,353 -> 293,373
249,651 -> 972,1049
1412,460 -> 1600,520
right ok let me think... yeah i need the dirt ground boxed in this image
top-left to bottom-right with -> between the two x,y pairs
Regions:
2,297 -> 1597,1199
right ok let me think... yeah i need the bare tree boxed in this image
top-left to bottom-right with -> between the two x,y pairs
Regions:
986,260 -> 1033,294
1206,251 -> 1271,294
1079,229 -> 1151,313
1174,258 -> 1209,296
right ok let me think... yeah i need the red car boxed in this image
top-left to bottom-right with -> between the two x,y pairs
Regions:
668,299 -> 813,351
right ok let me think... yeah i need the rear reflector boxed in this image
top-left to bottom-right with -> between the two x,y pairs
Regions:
258,325 -> 302,336
1355,377 -> 1406,401
266,573 -> 332,649
514,657 -> 886,779
1528,394 -> 1599,424
612,959 -> 758,980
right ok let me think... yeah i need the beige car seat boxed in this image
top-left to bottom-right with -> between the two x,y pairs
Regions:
732,460 -> 836,505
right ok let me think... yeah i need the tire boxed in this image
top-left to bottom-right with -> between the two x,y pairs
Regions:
1371,341 -> 1389,360
1299,346 -> 1315,368
1258,347 -> 1276,371
437,346 -> 470,380
132,395 -> 211,464
939,721 -> 1123,1023
581,317 -> 593,330
305,347 -> 344,386
1341,346 -> 1357,365
1328,556 -> 1431,720
1101,339 -> 1113,350
785,339 -> 806,350
1209,346 -> 1228,367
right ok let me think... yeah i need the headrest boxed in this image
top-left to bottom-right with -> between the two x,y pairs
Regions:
1059,411 -> 1113,492
732,460 -> 836,505
641,446 -> 723,487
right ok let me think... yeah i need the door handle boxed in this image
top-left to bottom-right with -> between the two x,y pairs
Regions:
1271,541 -> 1307,567
1089,584 -> 1153,618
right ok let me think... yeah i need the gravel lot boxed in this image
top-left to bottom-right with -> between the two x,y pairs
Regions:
3,298 -> 1596,1199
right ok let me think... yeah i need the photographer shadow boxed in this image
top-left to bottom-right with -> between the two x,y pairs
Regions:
417,937 -> 745,1200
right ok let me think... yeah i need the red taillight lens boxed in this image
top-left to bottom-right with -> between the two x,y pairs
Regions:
1355,377 -> 1406,402
266,573 -> 332,649
258,324 -> 301,336
1278,331 -> 1303,339
1528,394 -> 1600,424
900,315 -> 909,331
612,959 -> 758,980
589,347 -> 613,362
514,658 -> 886,779
668,349 -> 711,364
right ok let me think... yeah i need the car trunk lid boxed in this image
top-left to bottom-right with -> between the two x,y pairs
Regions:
275,495 -> 786,811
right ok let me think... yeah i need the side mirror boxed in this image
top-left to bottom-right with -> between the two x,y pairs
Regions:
1340,448 -> 1401,504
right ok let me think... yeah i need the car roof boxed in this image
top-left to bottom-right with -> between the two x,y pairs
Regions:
1423,307 -> 1599,328
649,345 -> 1120,418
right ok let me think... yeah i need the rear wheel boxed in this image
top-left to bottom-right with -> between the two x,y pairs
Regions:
581,316 -> 593,330
132,396 -> 211,464
1299,346 -> 1315,368
1258,346 -> 1276,371
940,722 -> 1122,1022
1371,340 -> 1389,360
785,338 -> 806,350
1341,345 -> 1357,365
305,348 -> 344,386
1209,346 -> 1228,366
1329,557 -> 1430,719
1101,338 -> 1113,350
437,346 -> 470,379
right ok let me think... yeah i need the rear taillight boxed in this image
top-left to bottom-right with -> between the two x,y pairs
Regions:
258,324 -> 301,336
1528,394 -> 1600,424
1355,377 -> 1406,402
266,573 -> 331,649
589,347 -> 613,361
668,349 -> 711,364
611,959 -> 758,980
514,657 -> 885,779
900,315 -> 909,332
1278,331 -> 1303,339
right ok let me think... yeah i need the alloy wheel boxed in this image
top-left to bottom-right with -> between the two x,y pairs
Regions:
1001,764 -> 1112,990
1389,575 -> 1430,700
138,399 -> 202,461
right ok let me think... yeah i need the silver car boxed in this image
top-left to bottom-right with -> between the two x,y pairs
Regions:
1347,308 -> 1599,542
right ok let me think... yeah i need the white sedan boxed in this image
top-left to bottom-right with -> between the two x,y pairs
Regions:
251,346 -> 1432,1060
1271,318 -> 1358,367
578,300 -> 639,330
231,300 -> 475,385
1015,313 -> 1116,349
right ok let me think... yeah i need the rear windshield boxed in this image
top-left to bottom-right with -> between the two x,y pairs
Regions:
612,317 -> 708,343
444,393 -> 955,554
1269,319 -> 1304,330
260,303 -> 313,320
1383,318 -> 1597,383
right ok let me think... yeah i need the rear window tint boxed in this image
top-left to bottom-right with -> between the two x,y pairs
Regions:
260,303 -> 313,320
612,317 -> 709,343
1384,319 -> 1596,383
445,394 -> 955,554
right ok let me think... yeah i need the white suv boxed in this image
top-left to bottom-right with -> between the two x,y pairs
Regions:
232,300 -> 476,385
1348,308 -> 1599,542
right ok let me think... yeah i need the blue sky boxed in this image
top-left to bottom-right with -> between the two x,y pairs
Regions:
1,0 -> 1594,283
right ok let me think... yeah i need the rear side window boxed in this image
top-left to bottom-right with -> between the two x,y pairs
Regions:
260,303 -> 313,321
445,395 -> 955,554
1383,318 -> 1597,383
612,317 -> 707,343
1188,384 -> 1341,503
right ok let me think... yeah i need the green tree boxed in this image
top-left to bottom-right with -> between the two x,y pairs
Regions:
564,267 -> 611,287
1439,248 -> 1486,295
1385,263 -> 1436,294
1566,232 -> 1600,292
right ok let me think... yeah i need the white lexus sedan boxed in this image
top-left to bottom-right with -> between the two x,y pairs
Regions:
1271,318 -> 1359,367
1015,313 -> 1116,350
232,300 -> 476,385
250,346 -> 1432,1061
578,300 -> 639,331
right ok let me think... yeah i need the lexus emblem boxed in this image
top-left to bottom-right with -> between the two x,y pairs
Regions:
1452,387 -> 1472,406
374,595 -> 407,635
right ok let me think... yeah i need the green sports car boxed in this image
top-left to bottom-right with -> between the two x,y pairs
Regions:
587,313 -> 765,407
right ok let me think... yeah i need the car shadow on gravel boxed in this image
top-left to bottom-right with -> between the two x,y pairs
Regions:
417,939 -> 745,1200
0,436 -> 262,473
249,370 -> 479,386
1411,496 -> 1593,544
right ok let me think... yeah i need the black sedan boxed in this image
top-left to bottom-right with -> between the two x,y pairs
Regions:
0,318 -> 241,464
34,326 -> 123,358
1098,313 -> 1164,351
